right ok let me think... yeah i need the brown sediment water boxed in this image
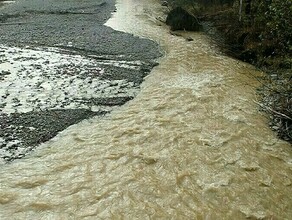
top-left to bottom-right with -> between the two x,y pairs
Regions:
0,0 -> 291,219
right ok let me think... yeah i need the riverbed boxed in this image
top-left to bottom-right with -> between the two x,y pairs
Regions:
0,0 -> 291,219
0,0 -> 160,162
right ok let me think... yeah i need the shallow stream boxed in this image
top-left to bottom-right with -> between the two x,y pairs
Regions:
0,0 -> 291,219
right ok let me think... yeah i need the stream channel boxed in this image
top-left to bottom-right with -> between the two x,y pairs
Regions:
0,0 -> 291,219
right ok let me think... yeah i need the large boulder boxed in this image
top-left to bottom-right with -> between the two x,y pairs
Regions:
166,7 -> 202,31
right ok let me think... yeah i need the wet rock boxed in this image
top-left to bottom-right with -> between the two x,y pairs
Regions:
89,96 -> 133,106
1,70 -> 11,76
161,1 -> 168,7
186,37 -> 194,41
272,126 -> 279,130
166,7 -> 202,31
109,82 -> 118,87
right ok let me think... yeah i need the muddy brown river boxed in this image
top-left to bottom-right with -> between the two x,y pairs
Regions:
0,0 -> 291,219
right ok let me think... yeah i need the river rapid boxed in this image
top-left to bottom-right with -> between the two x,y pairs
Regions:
0,0 -> 291,219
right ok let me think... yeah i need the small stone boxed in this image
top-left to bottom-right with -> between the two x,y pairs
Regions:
1,70 -> 11,75
110,82 -> 118,87
186,37 -> 194,41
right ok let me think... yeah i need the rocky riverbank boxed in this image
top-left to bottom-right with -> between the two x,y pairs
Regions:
0,0 -> 161,163
200,10 -> 292,144
163,0 -> 291,144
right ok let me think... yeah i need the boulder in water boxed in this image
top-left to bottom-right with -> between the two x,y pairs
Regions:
166,7 -> 202,31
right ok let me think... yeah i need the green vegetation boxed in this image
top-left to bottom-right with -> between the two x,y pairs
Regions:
168,0 -> 292,143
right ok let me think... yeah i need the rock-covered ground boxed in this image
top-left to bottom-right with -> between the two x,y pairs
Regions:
0,0 -> 161,163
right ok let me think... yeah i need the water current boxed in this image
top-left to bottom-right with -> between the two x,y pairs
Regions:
0,0 -> 291,219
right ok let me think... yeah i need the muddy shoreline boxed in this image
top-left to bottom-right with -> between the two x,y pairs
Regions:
0,0 -> 161,163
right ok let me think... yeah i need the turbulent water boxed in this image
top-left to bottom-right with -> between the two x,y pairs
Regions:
0,0 -> 291,219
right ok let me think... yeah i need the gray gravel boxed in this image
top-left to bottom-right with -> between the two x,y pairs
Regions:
0,0 -> 160,60
0,0 -> 162,163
